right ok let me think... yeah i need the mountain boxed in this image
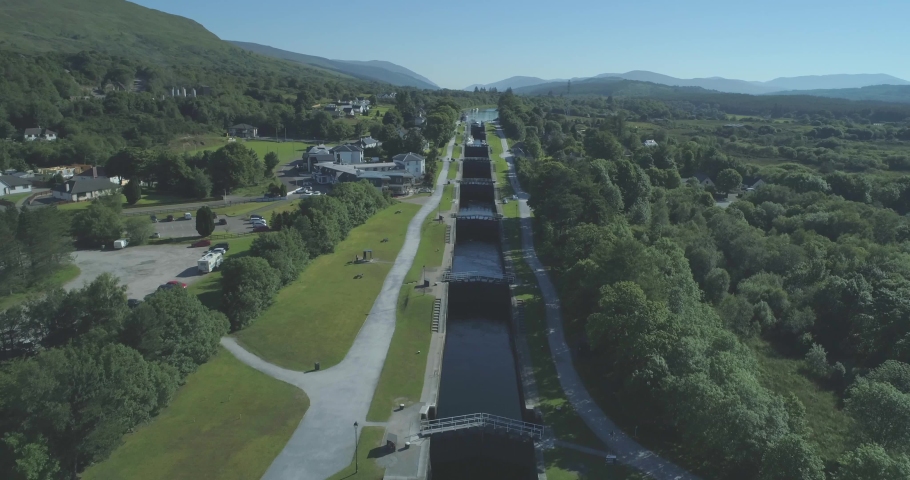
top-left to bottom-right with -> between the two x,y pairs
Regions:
771,84 -> 910,104
230,41 -> 438,89
764,74 -> 910,91
472,70 -> 910,96
338,60 -> 438,88
465,76 -> 554,91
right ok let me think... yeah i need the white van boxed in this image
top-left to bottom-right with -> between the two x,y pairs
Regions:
113,239 -> 129,249
184,212 -> 192,220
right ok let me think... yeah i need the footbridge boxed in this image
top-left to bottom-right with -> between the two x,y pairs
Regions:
420,413 -> 546,440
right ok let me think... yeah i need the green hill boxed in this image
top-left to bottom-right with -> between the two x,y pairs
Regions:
0,0 -> 343,78
769,84 -> 910,104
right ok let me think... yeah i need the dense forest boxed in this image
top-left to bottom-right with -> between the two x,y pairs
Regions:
501,89 -> 910,478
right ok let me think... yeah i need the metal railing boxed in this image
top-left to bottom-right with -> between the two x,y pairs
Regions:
442,271 -> 515,284
420,413 -> 545,439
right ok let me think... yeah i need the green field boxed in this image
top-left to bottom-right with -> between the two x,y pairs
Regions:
82,348 -> 308,480
190,140 -> 313,197
750,339 -> 852,461
233,203 -> 422,370
0,264 -> 81,311
56,189 -> 215,211
366,288 -> 434,420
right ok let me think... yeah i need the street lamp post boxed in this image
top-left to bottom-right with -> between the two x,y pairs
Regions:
353,421 -> 359,473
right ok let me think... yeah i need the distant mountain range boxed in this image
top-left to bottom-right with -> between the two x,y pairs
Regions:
467,71 -> 910,96
772,84 -> 910,104
230,41 -> 439,90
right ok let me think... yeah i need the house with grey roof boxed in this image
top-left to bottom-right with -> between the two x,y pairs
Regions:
0,175 -> 32,197
355,137 -> 382,149
393,152 -> 426,177
228,124 -> 258,138
52,171 -> 120,202
23,127 -> 57,141
643,139 -> 659,147
331,144 -> 364,165
687,173 -> 715,188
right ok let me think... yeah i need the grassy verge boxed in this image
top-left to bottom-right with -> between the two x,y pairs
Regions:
233,203 -> 422,370
441,184 -> 455,212
366,288 -> 434,420
82,348 -> 308,480
545,448 -> 647,480
453,144 -> 462,160
447,161 -> 458,180
750,339 -> 851,461
403,214 -> 446,284
1,191 -> 31,204
325,427 -> 386,480
0,264 -> 81,311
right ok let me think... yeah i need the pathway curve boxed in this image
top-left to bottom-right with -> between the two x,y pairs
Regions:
496,126 -> 699,480
221,136 -> 455,480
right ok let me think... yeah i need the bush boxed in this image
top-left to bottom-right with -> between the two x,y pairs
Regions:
220,257 -> 281,331
250,229 -> 310,285
124,217 -> 154,246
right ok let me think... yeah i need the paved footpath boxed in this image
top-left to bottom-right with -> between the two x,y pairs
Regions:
222,148 -> 454,480
496,126 -> 699,480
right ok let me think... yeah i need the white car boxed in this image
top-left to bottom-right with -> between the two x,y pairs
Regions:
210,247 -> 226,255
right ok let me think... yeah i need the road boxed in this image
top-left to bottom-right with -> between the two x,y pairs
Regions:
220,138 -> 455,480
497,125 -> 699,480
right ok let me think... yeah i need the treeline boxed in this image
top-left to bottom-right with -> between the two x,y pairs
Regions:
0,275 -> 229,479
220,180 -> 389,331
0,206 -> 73,296
515,118 -> 910,477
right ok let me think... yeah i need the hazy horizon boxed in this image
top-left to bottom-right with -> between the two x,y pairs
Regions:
133,0 -> 910,89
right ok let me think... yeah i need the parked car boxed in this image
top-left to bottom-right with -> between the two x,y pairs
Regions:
250,214 -> 263,220
214,242 -> 230,251
166,214 -> 174,222
192,239 -> 211,248
150,232 -> 161,239
211,247 -> 226,255
166,280 -> 188,289
218,218 -> 227,225
253,226 -> 270,232
183,212 -> 192,220
150,215 -> 158,223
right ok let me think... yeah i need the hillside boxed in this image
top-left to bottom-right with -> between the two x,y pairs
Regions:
472,70 -> 910,96
230,41 -> 438,89
0,0 -> 347,79
770,84 -> 910,104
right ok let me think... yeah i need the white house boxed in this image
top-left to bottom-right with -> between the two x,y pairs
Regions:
643,139 -> 659,148
75,166 -> 123,185
52,174 -> 119,202
23,128 -> 57,141
0,175 -> 32,197
332,144 -> 364,165
393,152 -> 426,177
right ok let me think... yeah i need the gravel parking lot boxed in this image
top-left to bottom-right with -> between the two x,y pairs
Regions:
68,244 -> 215,299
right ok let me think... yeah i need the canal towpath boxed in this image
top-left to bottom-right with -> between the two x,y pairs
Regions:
497,126 -> 700,480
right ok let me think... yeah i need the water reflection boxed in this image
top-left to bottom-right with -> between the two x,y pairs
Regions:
453,241 -> 503,276
436,317 -> 522,420
459,200 -> 495,217
465,108 -> 498,123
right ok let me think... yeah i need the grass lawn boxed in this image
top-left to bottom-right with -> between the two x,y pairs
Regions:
325,427 -> 386,480
441,184 -> 455,212
447,161 -> 458,180
750,339 -> 852,461
545,448 -> 647,480
0,264 -> 81,311
366,288 -> 434,421
233,203 -> 422,370
403,214 -> 446,284
82,348 -> 308,480
1,191 -> 31,204
56,190 -> 213,211
453,144 -> 462,160
187,235 -> 259,309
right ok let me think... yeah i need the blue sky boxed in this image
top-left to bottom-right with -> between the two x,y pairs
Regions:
133,0 -> 910,89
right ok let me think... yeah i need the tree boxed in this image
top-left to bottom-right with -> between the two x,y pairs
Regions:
847,380 -> 910,452
250,229 -> 310,285
263,151 -> 279,175
220,257 -> 281,331
124,217 -> 154,246
121,287 -> 229,376
837,443 -> 910,480
184,168 -> 211,199
123,179 -> 141,205
70,197 -> 124,248
716,168 -> 743,194
195,206 -> 215,237
805,343 -> 831,379
759,434 -> 826,480
703,267 -> 730,304
208,143 -> 263,193
583,129 -> 624,160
